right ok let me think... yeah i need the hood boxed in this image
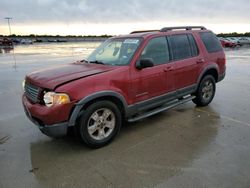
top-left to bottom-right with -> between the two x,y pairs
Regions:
26,62 -> 118,90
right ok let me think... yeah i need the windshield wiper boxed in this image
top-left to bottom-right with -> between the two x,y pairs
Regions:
79,59 -> 89,63
89,60 -> 105,65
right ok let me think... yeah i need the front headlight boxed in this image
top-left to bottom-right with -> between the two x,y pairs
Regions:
43,92 -> 70,107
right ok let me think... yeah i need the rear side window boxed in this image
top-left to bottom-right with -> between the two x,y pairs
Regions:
140,37 -> 170,65
169,34 -> 192,61
200,32 -> 222,53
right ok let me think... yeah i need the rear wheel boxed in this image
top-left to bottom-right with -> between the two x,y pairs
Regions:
77,101 -> 122,148
192,75 -> 216,107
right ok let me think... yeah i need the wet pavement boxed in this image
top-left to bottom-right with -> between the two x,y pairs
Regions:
0,44 -> 250,188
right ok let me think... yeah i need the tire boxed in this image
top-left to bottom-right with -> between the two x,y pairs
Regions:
192,75 -> 216,107
77,100 -> 122,148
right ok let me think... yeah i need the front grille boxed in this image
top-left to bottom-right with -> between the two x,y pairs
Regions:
24,82 -> 41,103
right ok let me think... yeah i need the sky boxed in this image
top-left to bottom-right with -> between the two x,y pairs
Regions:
0,0 -> 250,36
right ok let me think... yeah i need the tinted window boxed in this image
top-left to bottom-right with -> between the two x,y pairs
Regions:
200,32 -> 222,53
188,34 -> 199,56
169,34 -> 192,60
140,37 -> 170,65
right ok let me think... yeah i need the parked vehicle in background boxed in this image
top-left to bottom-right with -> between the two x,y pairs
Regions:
0,37 -> 13,48
220,38 -> 237,48
20,39 -> 33,45
22,26 -> 226,148
227,37 -> 240,45
238,37 -> 250,45
0,38 -> 13,53
11,39 -> 21,44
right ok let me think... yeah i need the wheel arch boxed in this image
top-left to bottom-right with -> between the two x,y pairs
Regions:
68,91 -> 128,127
195,65 -> 219,92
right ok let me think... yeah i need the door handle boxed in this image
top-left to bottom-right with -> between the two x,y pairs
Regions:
197,59 -> 205,64
164,66 -> 174,72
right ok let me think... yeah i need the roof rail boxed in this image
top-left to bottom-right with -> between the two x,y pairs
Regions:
130,30 -> 159,34
160,26 -> 206,32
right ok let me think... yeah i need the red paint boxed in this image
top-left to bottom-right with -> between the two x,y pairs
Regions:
22,28 -> 226,126
220,39 -> 237,48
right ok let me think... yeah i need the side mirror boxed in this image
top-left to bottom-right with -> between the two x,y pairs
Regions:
136,58 -> 154,70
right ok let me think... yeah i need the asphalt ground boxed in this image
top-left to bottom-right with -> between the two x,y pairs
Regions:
0,44 -> 250,188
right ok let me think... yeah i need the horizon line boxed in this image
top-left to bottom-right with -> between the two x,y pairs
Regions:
1,31 -> 250,38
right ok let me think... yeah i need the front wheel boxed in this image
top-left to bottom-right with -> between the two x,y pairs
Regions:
77,101 -> 122,148
192,75 -> 216,107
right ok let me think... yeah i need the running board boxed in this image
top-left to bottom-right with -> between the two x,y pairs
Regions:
127,96 -> 195,123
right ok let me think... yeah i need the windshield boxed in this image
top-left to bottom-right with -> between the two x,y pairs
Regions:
86,38 -> 141,66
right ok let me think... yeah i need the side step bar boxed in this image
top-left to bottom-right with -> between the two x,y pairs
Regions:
127,95 -> 195,123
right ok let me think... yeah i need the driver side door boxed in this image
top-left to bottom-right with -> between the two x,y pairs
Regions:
130,36 -> 175,107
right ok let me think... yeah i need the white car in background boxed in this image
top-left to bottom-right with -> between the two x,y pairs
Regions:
238,37 -> 250,45
20,39 -> 33,45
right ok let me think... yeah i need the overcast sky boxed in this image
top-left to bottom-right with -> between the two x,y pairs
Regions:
1,0 -> 250,35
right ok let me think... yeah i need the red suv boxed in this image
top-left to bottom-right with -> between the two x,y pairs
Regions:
22,26 -> 226,148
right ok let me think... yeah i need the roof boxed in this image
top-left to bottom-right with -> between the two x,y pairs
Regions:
114,26 -> 208,39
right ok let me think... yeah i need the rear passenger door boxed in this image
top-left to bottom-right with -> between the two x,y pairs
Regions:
168,34 -> 201,92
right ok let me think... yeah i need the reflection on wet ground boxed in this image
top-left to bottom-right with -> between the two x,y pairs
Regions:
30,105 -> 220,187
0,44 -> 250,187
0,47 -> 13,54
0,42 -> 99,56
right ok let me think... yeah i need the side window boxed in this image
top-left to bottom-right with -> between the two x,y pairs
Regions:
140,37 -> 170,65
187,34 -> 199,56
169,34 -> 192,60
200,32 -> 222,53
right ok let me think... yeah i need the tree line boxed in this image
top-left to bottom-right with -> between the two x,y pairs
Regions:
217,32 -> 250,37
0,34 -> 113,38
